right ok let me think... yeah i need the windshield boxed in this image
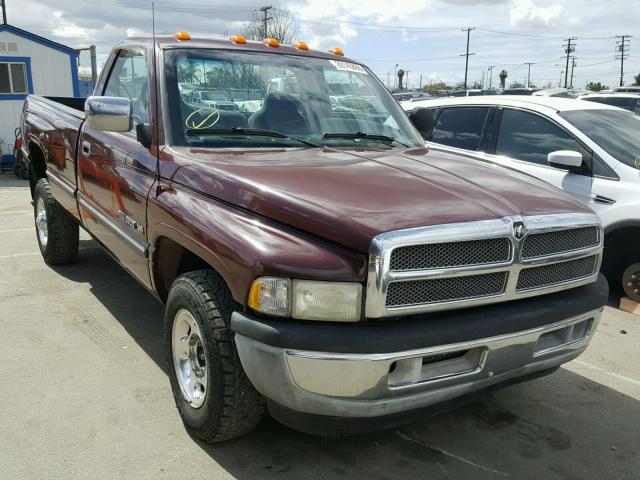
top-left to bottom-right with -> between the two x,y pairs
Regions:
165,49 -> 424,149
559,109 -> 640,169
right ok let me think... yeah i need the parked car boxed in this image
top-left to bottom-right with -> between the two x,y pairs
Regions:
533,88 -> 588,99
404,95 -> 640,299
501,88 -> 541,95
613,86 -> 640,93
188,90 -> 239,111
21,36 -> 608,443
579,93 -> 640,115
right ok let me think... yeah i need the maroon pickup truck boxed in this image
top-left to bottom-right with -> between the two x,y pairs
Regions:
21,34 -> 608,441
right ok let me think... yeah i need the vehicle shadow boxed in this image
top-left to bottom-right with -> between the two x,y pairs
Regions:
51,239 -> 640,479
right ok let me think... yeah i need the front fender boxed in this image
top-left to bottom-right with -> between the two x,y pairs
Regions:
148,185 -> 367,305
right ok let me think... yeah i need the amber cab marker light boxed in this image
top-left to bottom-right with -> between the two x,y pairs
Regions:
263,37 -> 280,48
175,31 -> 191,41
230,34 -> 246,44
293,41 -> 309,50
329,47 -> 344,56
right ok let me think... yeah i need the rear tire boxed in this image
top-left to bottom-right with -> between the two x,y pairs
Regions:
33,178 -> 79,265
165,270 -> 265,443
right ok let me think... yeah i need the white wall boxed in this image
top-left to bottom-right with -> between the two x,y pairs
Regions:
0,30 -> 75,163
0,30 -> 74,96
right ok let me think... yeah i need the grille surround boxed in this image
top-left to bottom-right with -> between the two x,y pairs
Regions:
366,213 -> 603,318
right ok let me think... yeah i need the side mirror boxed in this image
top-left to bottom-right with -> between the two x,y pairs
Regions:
547,150 -> 583,169
85,96 -> 132,132
409,107 -> 435,137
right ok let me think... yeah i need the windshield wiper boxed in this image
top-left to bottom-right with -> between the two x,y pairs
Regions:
186,127 -> 319,147
323,132 -> 408,147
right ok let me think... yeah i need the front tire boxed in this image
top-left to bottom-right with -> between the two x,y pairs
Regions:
33,178 -> 79,265
165,270 -> 264,443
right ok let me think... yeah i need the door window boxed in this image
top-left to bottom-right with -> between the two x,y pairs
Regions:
496,109 -> 585,165
103,48 -> 150,133
430,107 -> 489,150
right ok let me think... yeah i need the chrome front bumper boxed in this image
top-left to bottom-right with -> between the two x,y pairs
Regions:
234,308 -> 602,418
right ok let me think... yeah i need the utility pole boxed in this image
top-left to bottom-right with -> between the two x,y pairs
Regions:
259,5 -> 272,39
460,27 -> 475,90
616,35 -> 631,87
394,63 -> 398,90
563,37 -> 576,88
405,70 -> 410,90
419,73 -> 423,90
570,57 -> 576,88
559,70 -> 564,88
524,62 -> 534,88
488,65 -> 495,89
386,71 -> 390,89
1,0 -> 7,24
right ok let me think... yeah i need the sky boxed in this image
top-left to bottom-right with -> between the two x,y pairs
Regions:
9,0 -> 640,90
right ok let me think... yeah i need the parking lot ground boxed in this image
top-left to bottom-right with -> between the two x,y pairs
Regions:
1,175 -> 639,480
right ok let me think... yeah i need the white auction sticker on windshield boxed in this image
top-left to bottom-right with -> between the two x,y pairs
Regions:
328,60 -> 368,75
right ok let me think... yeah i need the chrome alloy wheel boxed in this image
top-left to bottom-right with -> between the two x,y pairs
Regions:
35,197 -> 48,247
172,309 -> 208,408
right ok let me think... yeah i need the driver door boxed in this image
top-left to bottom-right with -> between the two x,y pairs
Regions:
77,47 -> 156,288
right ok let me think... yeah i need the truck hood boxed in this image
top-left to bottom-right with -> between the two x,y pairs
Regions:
164,146 -> 591,253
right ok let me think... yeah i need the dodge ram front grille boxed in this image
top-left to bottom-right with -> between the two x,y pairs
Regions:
521,226 -> 600,260
516,255 -> 598,292
390,238 -> 511,271
386,272 -> 508,307
365,213 -> 603,318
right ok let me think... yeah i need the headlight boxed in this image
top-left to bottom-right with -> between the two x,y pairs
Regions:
248,277 -> 362,322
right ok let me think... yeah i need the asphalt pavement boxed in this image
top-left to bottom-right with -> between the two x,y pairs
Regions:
0,175 -> 638,479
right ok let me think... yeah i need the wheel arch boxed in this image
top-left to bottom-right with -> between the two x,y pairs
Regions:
151,230 -> 236,304
601,221 -> 640,280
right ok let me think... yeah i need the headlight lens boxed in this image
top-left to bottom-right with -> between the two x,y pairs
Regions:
248,278 -> 362,322
292,280 -> 362,322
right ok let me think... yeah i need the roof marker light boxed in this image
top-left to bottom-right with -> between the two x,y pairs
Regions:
293,41 -> 309,50
230,34 -> 246,44
175,31 -> 191,41
328,47 -> 344,56
263,37 -> 280,48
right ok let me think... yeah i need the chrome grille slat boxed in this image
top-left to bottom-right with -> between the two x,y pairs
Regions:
366,213 -> 604,318
516,255 -> 598,291
386,272 -> 508,307
521,226 -> 600,260
390,238 -> 511,271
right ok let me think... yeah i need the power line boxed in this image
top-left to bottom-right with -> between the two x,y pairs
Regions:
461,27 -> 475,90
616,35 -> 631,87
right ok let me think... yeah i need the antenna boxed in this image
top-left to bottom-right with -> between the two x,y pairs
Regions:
151,1 -> 162,194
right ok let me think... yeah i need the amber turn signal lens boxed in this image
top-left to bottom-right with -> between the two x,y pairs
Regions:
293,41 -> 309,50
174,31 -> 191,41
263,37 -> 280,47
329,47 -> 344,56
230,34 -> 246,44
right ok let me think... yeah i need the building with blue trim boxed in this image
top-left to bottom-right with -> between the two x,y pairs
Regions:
0,24 -> 79,168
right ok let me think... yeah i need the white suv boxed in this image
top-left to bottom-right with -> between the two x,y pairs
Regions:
403,95 -> 640,300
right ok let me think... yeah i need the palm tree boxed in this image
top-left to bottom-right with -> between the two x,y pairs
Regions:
397,69 -> 405,90
499,70 -> 508,89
